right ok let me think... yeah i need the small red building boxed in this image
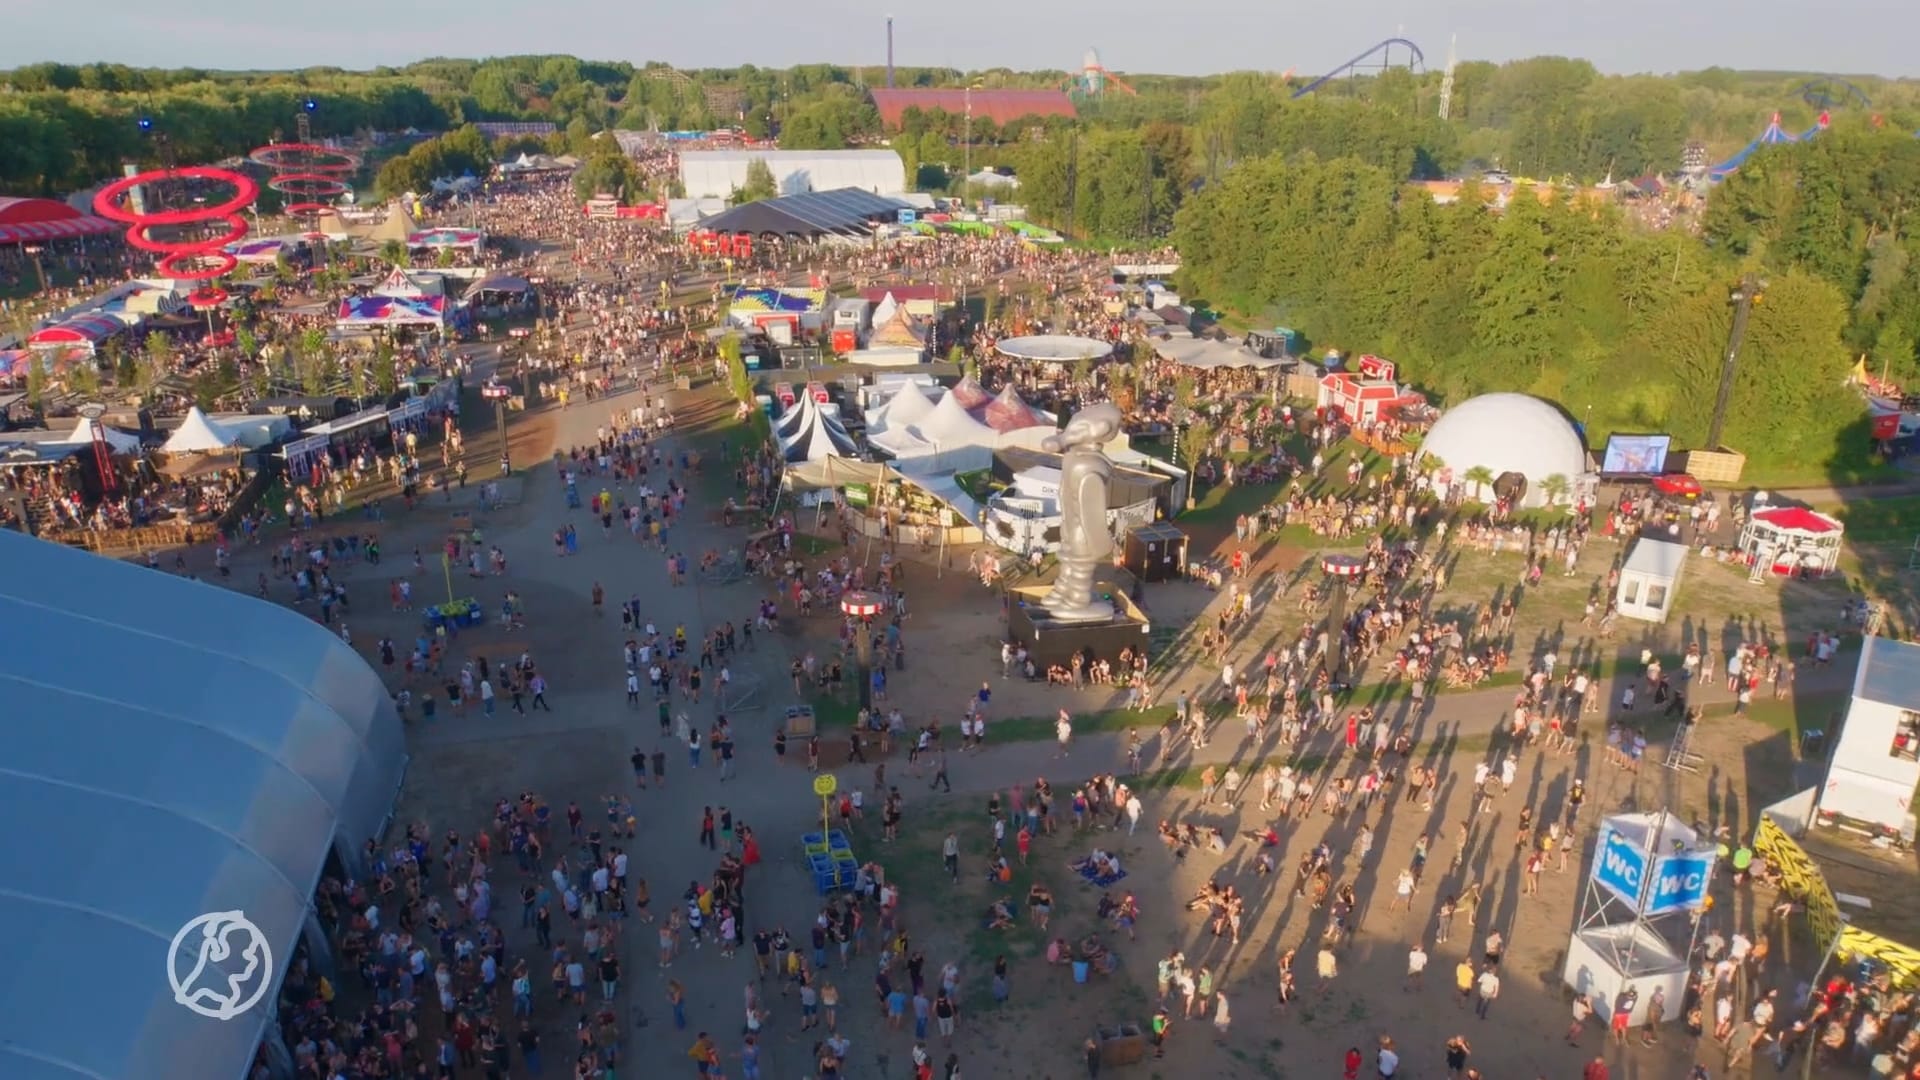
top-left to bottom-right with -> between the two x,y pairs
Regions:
1319,355 -> 1419,423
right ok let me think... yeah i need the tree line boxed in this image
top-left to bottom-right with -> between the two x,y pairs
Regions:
1171,130 -> 1920,471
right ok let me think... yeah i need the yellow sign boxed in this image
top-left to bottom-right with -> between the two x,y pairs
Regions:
813,774 -> 838,797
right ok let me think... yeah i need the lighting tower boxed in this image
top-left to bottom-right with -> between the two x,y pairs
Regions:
1438,34 -> 1458,121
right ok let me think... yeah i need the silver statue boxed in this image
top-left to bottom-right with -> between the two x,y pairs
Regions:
1040,403 -> 1122,622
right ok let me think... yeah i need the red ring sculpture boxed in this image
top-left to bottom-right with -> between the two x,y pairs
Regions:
92,167 -> 258,281
187,286 -> 230,309
248,142 -> 360,173
251,143 -> 362,226
268,173 -> 351,197
159,250 -> 239,280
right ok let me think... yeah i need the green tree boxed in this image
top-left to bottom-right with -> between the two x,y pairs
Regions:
737,158 -> 778,202
23,354 -> 45,405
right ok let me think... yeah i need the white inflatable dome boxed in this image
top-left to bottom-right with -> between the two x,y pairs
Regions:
1420,393 -> 1587,506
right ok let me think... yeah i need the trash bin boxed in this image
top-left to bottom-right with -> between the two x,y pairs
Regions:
1072,961 -> 1090,984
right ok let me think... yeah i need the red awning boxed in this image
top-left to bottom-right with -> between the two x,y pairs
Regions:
1752,506 -> 1840,535
0,197 -> 119,245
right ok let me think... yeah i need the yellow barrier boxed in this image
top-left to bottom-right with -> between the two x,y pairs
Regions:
1754,817 -> 1920,987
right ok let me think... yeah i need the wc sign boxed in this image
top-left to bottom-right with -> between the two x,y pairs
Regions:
1593,826 -> 1648,908
1643,852 -> 1715,915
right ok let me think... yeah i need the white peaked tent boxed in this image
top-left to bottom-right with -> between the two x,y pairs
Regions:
68,416 -> 141,454
161,407 -> 238,453
876,391 -> 998,474
775,395 -> 859,463
867,380 -> 936,435
919,390 -> 999,446
871,292 -> 900,329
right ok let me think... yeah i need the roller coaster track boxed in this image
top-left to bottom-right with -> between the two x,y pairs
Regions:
1795,76 -> 1871,110
1291,37 -> 1426,99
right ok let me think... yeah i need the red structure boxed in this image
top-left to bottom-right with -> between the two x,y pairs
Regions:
1318,355 -> 1423,424
249,142 -> 361,237
0,197 -> 119,245
92,166 -> 259,279
869,88 -> 1077,129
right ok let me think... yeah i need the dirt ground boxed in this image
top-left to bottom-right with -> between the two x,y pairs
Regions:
148,355 -> 1920,1080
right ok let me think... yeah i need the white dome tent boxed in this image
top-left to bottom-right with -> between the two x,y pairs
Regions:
1419,393 -> 1590,508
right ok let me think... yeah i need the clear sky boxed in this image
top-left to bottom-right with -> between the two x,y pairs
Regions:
4,0 -> 1917,79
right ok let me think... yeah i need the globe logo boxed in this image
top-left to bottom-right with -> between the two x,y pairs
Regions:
167,910 -> 275,1021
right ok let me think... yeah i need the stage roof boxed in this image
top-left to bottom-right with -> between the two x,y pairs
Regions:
870,88 -> 1077,127
0,529 -> 407,1080
698,189 -> 909,238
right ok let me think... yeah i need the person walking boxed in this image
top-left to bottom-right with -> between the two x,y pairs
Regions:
930,751 -> 952,793
1443,1034 -> 1471,1079
1473,966 -> 1500,1019
1150,1007 -> 1171,1059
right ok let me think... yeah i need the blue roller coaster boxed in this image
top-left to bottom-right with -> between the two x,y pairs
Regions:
1291,38 -> 1426,99
1794,76 -> 1871,111
1707,111 -> 1829,181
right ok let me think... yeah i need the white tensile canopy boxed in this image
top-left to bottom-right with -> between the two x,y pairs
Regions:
67,416 -> 141,453
918,391 -> 999,446
865,380 -> 936,435
161,407 -> 237,453
774,395 -> 859,463
870,292 -> 900,328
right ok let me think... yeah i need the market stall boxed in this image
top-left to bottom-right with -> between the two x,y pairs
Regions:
1738,505 -> 1844,577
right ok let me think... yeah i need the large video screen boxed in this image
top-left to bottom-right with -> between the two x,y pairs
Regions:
1602,433 -> 1672,475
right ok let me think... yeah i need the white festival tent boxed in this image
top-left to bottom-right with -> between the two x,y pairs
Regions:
870,390 -> 999,473
68,416 -> 141,454
865,379 -> 936,436
774,394 -> 859,463
870,292 -> 900,329
161,406 -> 238,454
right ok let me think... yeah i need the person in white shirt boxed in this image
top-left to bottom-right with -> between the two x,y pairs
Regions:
1377,1039 -> 1400,1077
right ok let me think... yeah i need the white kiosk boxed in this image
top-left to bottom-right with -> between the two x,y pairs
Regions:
1817,634 -> 1920,838
1563,812 -> 1716,1026
1615,538 -> 1688,623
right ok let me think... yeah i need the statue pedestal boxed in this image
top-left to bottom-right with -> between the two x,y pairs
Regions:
1005,580 -> 1151,670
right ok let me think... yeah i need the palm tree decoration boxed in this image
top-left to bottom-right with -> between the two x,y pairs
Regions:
1462,464 -> 1497,502
1541,473 -> 1572,506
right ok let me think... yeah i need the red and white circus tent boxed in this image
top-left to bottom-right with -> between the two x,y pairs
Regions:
27,313 -> 128,354
0,197 -> 118,245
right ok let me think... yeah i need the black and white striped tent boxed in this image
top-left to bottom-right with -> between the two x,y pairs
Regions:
775,394 -> 859,463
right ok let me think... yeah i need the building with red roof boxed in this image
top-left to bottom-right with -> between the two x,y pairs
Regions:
870,88 -> 1076,129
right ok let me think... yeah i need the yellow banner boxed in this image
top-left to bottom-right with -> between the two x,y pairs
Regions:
1754,817 -> 1920,987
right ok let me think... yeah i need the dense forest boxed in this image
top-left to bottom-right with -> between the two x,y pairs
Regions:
1172,124 -> 1920,469
4,54 -> 1917,198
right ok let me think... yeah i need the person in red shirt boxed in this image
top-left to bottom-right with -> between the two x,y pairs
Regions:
1343,1046 -> 1362,1080
1582,1055 -> 1610,1080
